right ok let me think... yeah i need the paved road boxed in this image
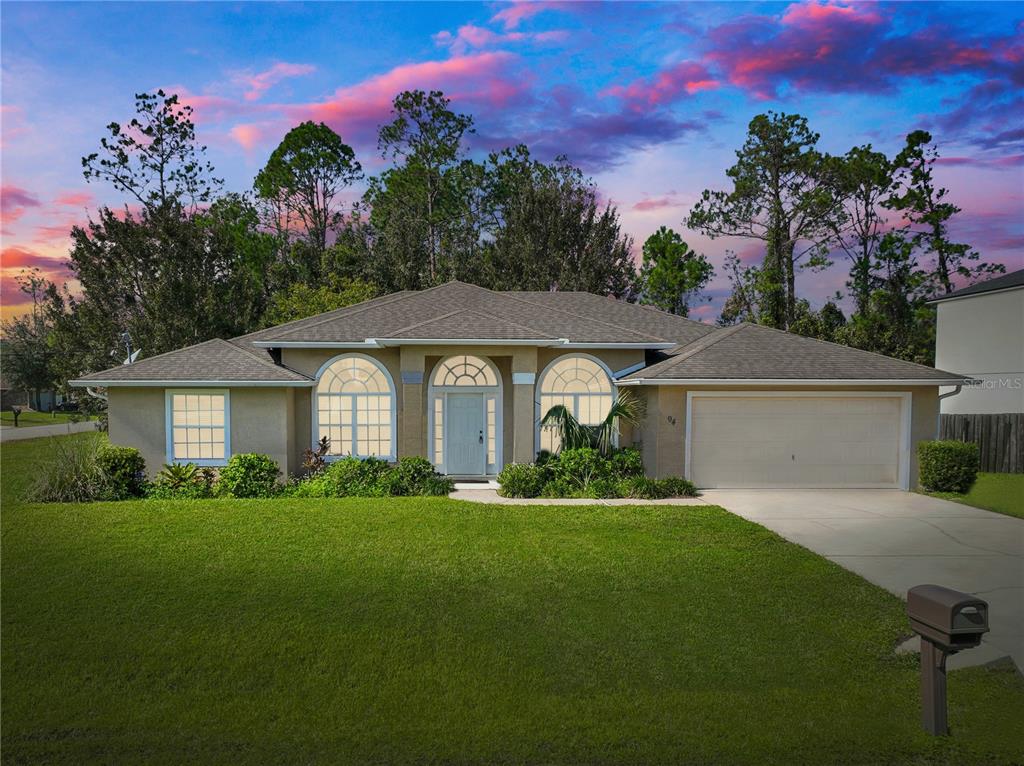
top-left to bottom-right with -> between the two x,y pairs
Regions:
0,420 -> 98,443
703,489 -> 1023,669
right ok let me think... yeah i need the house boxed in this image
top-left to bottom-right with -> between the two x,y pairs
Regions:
929,268 -> 1024,415
70,281 -> 969,489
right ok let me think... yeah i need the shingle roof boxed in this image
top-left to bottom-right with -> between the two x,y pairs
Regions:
70,282 -> 970,387
927,268 -> 1024,303
621,323 -> 968,382
70,339 -> 312,384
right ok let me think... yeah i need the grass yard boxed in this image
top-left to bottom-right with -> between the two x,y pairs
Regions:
2,435 -> 1023,765
925,472 -> 1024,520
0,409 -> 92,429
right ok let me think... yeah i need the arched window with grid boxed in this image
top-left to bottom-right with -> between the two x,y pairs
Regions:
537,354 -> 614,452
315,355 -> 395,460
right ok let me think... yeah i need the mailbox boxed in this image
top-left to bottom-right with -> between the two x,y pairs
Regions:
907,584 -> 988,652
906,584 -> 989,736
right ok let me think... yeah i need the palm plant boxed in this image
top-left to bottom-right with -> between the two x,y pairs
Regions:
541,390 -> 645,456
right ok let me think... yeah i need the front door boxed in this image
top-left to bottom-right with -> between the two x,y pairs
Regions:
446,393 -> 486,475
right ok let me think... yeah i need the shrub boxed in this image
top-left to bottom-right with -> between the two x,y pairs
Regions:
586,477 -> 620,499
217,453 -> 281,498
421,475 -> 455,497
96,445 -> 146,499
385,456 -> 440,496
657,476 -> 698,498
24,436 -> 110,503
497,463 -> 548,498
610,447 -> 645,479
551,447 -> 610,490
147,463 -> 215,500
616,476 -> 670,500
320,456 -> 391,497
919,440 -> 980,493
541,478 -> 582,498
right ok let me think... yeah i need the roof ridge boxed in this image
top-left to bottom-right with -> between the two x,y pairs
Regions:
494,290 -> 668,342
387,306 -> 555,338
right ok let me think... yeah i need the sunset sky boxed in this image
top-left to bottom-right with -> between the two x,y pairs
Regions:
2,1 -> 1021,321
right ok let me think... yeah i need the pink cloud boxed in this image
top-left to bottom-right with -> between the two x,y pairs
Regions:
53,190 -> 94,207
235,62 -> 316,102
632,196 -> 682,212
228,123 -> 271,152
491,1 -> 558,30
1,185 -> 41,213
434,24 -> 526,55
604,61 -> 719,108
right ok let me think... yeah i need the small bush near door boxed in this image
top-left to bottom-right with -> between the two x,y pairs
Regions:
497,447 -> 698,500
217,453 -> 281,498
919,440 -> 980,494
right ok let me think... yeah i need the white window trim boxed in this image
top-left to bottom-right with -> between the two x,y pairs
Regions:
535,353 -> 617,453
165,388 -> 231,467
312,353 -> 397,462
428,355 -> 503,476
683,390 -> 913,491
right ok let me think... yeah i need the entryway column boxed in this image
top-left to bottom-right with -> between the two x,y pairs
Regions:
399,348 -> 426,459
511,348 -> 538,464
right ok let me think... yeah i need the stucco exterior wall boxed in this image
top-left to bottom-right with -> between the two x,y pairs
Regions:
107,386 -> 299,478
636,384 -> 939,488
935,288 -> 1024,414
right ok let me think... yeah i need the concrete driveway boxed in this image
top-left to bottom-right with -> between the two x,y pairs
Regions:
703,489 -> 1023,669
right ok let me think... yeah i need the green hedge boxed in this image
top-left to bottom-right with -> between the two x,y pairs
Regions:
96,445 -> 146,499
919,440 -> 980,493
217,453 -> 281,498
498,447 -> 697,500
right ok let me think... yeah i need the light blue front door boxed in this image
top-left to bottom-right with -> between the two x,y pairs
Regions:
446,394 -> 486,475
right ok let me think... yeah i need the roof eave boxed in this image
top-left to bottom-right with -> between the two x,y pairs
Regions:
926,284 -> 1024,305
617,377 -> 977,387
69,379 -> 315,388
252,338 -> 676,349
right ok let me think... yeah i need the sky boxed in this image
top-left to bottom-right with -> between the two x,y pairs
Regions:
1,0 -> 1022,322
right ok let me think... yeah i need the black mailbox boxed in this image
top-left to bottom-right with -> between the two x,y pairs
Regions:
907,584 -> 988,651
906,584 -> 989,736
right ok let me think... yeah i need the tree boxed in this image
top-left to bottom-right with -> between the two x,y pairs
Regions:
262,278 -> 378,327
637,226 -> 713,316
826,145 -> 893,315
1,270 -> 57,410
688,112 -> 842,328
886,130 -> 1003,295
480,146 -> 636,296
82,90 -> 222,213
369,90 -> 479,287
254,121 -> 361,256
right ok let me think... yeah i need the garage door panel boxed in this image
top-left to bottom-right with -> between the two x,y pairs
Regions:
689,395 -> 904,489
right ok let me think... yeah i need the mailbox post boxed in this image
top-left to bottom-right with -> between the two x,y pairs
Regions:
906,584 -> 989,736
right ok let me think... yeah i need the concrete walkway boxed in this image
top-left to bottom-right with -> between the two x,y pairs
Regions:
449,489 -> 705,506
703,489 -> 1023,669
0,420 -> 97,443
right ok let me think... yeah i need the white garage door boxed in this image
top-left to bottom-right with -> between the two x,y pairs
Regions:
688,394 -> 907,489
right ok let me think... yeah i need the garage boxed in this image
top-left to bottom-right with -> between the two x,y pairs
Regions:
686,392 -> 910,489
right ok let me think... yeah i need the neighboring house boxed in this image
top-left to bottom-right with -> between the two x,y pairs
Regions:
71,281 -> 969,489
0,370 -> 60,412
930,268 -> 1024,415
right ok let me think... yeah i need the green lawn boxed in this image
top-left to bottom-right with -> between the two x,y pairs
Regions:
925,472 -> 1024,520
2,436 -> 1023,764
0,409 -> 92,429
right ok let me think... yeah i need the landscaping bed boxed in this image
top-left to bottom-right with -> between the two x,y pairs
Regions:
2,435 -> 1023,764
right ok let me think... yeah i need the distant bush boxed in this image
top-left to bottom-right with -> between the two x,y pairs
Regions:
497,463 -> 548,498
385,457 -> 442,496
656,476 -> 698,498
24,436 -> 110,503
217,453 -> 281,498
919,440 -> 980,494
96,445 -> 146,499
320,456 -> 391,497
147,463 -> 216,500
420,475 -> 455,497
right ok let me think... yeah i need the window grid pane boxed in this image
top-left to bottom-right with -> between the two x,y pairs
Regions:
486,397 -> 496,466
172,393 -> 226,461
316,356 -> 395,459
433,398 -> 444,466
538,356 -> 614,452
433,355 -> 498,387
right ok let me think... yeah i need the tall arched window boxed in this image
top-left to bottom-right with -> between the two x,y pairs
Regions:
537,354 -> 614,452
315,354 -> 396,460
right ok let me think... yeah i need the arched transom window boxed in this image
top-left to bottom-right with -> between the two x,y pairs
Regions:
537,355 -> 614,452
432,355 -> 498,387
316,355 -> 395,459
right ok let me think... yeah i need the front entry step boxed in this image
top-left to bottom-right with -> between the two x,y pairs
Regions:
452,480 -> 499,490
